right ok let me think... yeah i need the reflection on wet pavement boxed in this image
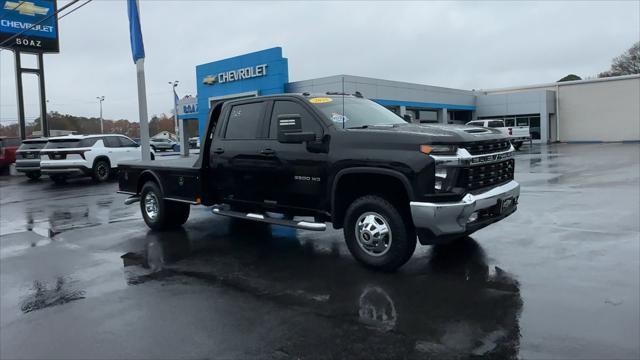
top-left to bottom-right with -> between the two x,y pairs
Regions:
119,225 -> 522,358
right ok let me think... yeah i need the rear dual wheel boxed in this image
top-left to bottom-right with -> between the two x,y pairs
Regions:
140,181 -> 190,230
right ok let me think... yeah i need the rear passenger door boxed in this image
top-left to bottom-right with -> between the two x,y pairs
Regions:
209,100 -> 268,205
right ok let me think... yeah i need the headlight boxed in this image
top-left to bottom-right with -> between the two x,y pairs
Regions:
420,144 -> 458,155
434,165 -> 459,192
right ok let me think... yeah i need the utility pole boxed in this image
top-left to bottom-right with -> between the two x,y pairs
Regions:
96,96 -> 105,133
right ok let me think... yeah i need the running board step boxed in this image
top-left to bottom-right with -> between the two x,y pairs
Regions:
211,207 -> 326,231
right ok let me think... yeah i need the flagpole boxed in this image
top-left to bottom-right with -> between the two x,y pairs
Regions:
136,58 -> 151,161
128,0 -> 150,161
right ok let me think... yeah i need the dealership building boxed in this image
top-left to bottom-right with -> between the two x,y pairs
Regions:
178,47 -> 640,144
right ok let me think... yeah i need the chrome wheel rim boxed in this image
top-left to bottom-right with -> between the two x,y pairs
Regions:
144,192 -> 159,221
355,212 -> 392,257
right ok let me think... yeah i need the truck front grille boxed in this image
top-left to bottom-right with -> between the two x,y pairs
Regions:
457,159 -> 514,191
463,140 -> 511,155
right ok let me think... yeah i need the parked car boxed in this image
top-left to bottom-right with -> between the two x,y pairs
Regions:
189,136 -> 200,149
466,119 -> 530,150
40,134 -> 155,184
15,138 -> 48,179
0,137 -> 21,171
150,138 -> 179,152
118,94 -> 520,271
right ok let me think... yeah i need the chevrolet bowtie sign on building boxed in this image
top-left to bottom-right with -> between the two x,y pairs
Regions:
0,0 -> 59,53
202,64 -> 268,86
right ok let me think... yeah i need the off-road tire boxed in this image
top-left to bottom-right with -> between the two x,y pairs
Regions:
92,159 -> 110,182
343,195 -> 416,272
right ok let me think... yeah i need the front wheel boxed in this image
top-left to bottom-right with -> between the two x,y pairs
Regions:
343,195 -> 416,272
140,181 -> 190,230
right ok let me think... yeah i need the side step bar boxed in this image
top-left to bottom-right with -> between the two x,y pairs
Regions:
124,196 -> 140,205
211,207 -> 326,231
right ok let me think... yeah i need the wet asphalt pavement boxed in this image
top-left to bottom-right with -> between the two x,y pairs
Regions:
0,143 -> 638,359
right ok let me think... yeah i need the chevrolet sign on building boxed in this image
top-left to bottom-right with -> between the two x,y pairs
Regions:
202,64 -> 268,86
0,0 -> 59,52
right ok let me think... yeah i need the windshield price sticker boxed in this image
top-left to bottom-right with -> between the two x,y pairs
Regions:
309,97 -> 333,104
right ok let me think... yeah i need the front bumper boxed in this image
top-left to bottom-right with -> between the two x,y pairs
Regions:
410,180 -> 520,244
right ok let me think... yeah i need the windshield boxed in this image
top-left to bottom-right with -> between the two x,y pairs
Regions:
308,97 -> 406,129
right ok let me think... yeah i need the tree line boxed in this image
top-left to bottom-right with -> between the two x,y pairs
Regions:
0,112 -> 187,138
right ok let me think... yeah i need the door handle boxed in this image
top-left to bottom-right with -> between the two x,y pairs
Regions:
213,148 -> 225,154
260,148 -> 276,155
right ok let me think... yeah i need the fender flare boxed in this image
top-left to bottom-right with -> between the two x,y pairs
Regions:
330,167 -> 415,215
137,169 -> 164,196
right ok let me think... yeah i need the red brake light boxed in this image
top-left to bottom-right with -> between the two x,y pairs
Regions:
508,127 -> 513,135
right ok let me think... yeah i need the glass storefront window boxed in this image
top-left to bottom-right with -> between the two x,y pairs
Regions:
516,117 -> 529,126
529,116 -> 541,140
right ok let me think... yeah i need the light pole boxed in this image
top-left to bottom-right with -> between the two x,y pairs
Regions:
169,80 -> 187,156
168,81 -> 179,138
96,96 -> 105,133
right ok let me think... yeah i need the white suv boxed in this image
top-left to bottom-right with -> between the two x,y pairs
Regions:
40,134 -> 154,184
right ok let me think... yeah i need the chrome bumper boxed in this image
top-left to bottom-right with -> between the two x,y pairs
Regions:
410,180 -> 520,238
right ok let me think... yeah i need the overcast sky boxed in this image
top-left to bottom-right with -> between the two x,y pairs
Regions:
1,0 -> 639,124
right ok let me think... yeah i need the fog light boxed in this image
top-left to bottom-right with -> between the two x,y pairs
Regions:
435,180 -> 443,190
467,212 -> 478,223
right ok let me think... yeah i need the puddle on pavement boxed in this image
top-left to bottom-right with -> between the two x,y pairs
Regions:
20,276 -> 86,314
119,224 -> 523,358
1,195 -> 139,238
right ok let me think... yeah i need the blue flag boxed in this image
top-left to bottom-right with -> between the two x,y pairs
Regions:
127,0 -> 145,63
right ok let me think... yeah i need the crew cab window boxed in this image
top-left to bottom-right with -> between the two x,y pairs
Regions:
269,100 -> 323,139
487,120 -> 504,128
467,121 -> 482,126
103,136 -> 121,148
118,137 -> 138,147
504,118 -> 515,127
225,102 -> 265,139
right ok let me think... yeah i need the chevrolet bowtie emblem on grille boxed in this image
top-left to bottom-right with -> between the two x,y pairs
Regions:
4,1 -> 49,16
202,75 -> 217,85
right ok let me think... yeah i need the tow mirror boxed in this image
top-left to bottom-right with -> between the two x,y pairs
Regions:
277,114 -> 316,143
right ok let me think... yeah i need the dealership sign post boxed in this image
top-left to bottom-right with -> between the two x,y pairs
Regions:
0,0 -> 59,139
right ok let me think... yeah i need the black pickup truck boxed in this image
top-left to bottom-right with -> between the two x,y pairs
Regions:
118,93 -> 520,271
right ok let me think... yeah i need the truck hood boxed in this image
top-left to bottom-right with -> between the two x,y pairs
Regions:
348,123 -> 507,143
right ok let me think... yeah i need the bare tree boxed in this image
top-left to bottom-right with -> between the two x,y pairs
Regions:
599,42 -> 640,78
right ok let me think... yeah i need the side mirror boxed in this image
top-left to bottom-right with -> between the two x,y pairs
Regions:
277,114 -> 316,143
